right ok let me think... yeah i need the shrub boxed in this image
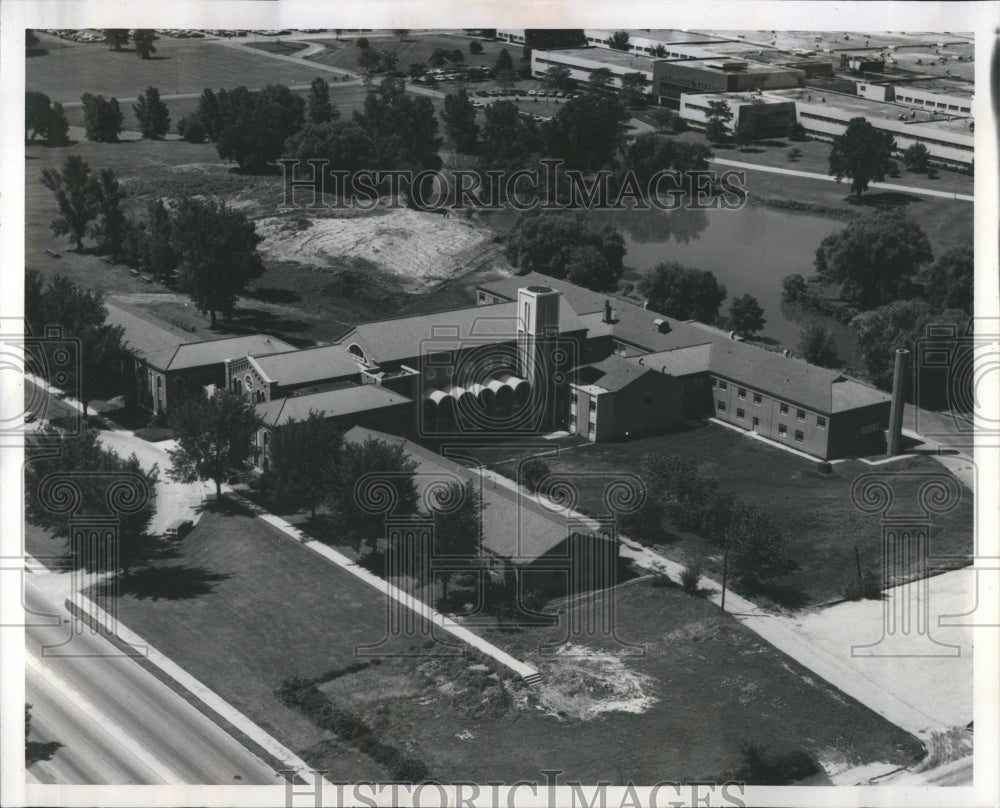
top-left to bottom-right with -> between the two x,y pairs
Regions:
680,559 -> 702,595
817,461 -> 833,476
786,147 -> 802,162
729,742 -> 819,785
842,569 -> 882,601
392,756 -> 430,782
520,457 -> 550,493
274,676 -> 318,709
469,41 -> 483,54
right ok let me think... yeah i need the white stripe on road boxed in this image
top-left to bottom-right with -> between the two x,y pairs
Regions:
26,652 -> 182,785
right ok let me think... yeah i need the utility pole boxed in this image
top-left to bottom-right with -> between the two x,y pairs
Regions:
720,534 -> 730,613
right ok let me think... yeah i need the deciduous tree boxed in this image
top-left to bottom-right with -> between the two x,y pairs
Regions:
167,389 -> 262,498
104,29 -> 129,51
307,77 -> 338,124
25,91 -> 51,141
442,89 -> 479,154
828,116 -> 896,199
919,246 -> 973,315
215,85 -> 306,173
133,87 -> 171,139
260,411 -> 342,519
505,212 -> 626,283
543,93 -> 626,170
428,479 -> 483,599
170,197 -> 265,326
89,168 -> 127,259
328,435 -> 419,551
814,209 -> 932,308
729,294 -> 766,337
609,31 -> 631,51
81,93 -> 123,143
46,103 -> 70,146
705,99 -> 732,144
132,29 -> 157,59
639,262 -> 727,324
26,426 -> 158,575
40,154 -> 97,251
797,322 -> 840,368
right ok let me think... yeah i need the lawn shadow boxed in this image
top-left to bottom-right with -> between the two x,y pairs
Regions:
849,191 -> 923,209
246,287 -> 302,304
112,564 -> 235,601
26,739 -> 63,765
754,581 -> 812,610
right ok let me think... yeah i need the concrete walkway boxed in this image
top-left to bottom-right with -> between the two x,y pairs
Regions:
709,157 -> 974,202
475,463 -> 967,741
225,491 -> 541,682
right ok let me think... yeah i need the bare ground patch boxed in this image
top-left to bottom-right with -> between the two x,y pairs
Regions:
255,209 -> 497,293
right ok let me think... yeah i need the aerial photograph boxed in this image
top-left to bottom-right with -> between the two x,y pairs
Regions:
7,14 -> 993,807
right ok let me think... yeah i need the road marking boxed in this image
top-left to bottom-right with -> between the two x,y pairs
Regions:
26,651 -> 183,785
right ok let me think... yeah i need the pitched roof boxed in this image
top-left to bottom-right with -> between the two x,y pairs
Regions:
257,384 -> 412,427
250,345 -> 363,387
344,426 -> 572,563
104,301 -> 195,360
145,334 -> 296,372
340,299 -> 587,366
632,343 -> 714,377
478,271 -> 609,316
479,272 -> 890,415
573,355 -> 654,394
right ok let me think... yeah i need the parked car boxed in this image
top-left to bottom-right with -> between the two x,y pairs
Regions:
164,519 -> 194,540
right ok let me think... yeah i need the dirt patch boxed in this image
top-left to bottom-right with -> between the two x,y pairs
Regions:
533,643 -> 658,721
255,208 -> 497,293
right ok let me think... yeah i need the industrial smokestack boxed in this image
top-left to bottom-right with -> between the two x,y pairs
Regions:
887,348 -> 909,455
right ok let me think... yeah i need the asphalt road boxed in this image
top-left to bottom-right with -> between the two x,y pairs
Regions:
24,579 -> 281,785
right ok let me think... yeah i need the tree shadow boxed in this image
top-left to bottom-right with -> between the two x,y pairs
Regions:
224,308 -> 314,338
850,191 -> 923,209
753,581 -> 811,610
246,287 -> 302,304
26,739 -> 63,765
111,564 -> 234,601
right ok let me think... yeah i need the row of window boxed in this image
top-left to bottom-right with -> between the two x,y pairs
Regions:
717,400 -> 807,442
896,95 -> 971,113
713,379 -> 827,428
798,111 -> 974,152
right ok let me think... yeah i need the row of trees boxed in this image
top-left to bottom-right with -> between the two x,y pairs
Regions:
25,91 -> 69,146
24,273 -> 133,415
26,426 -> 159,575
164,398 -> 482,600
782,208 -> 973,391
41,155 -> 266,327
103,29 -> 158,59
623,454 -> 798,594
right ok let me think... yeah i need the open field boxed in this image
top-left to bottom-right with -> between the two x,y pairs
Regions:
25,37 -> 333,104
72,500 -> 924,783
466,422 -> 973,607
87,499 -> 430,779
310,578 -> 924,782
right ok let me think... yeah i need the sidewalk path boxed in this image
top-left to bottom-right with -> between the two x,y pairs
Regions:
226,491 -> 541,682
710,157 -> 974,202
476,465 -> 966,741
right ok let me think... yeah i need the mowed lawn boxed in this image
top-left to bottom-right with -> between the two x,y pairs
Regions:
471,422 -> 974,606
83,503 -> 925,784
90,499 -> 430,778
26,37 -> 333,104
315,578 -> 924,783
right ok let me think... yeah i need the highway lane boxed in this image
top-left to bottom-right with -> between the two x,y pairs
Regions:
25,579 -> 281,785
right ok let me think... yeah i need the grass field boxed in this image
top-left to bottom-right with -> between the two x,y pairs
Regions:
25,37 -> 335,104
306,577 -> 924,782
88,498 -> 432,778
467,422 -> 973,607
78,496 -> 924,783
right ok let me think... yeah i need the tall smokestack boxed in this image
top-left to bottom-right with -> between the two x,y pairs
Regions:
887,348 -> 909,455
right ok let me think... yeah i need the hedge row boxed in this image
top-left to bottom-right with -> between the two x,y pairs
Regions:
275,676 -> 430,782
